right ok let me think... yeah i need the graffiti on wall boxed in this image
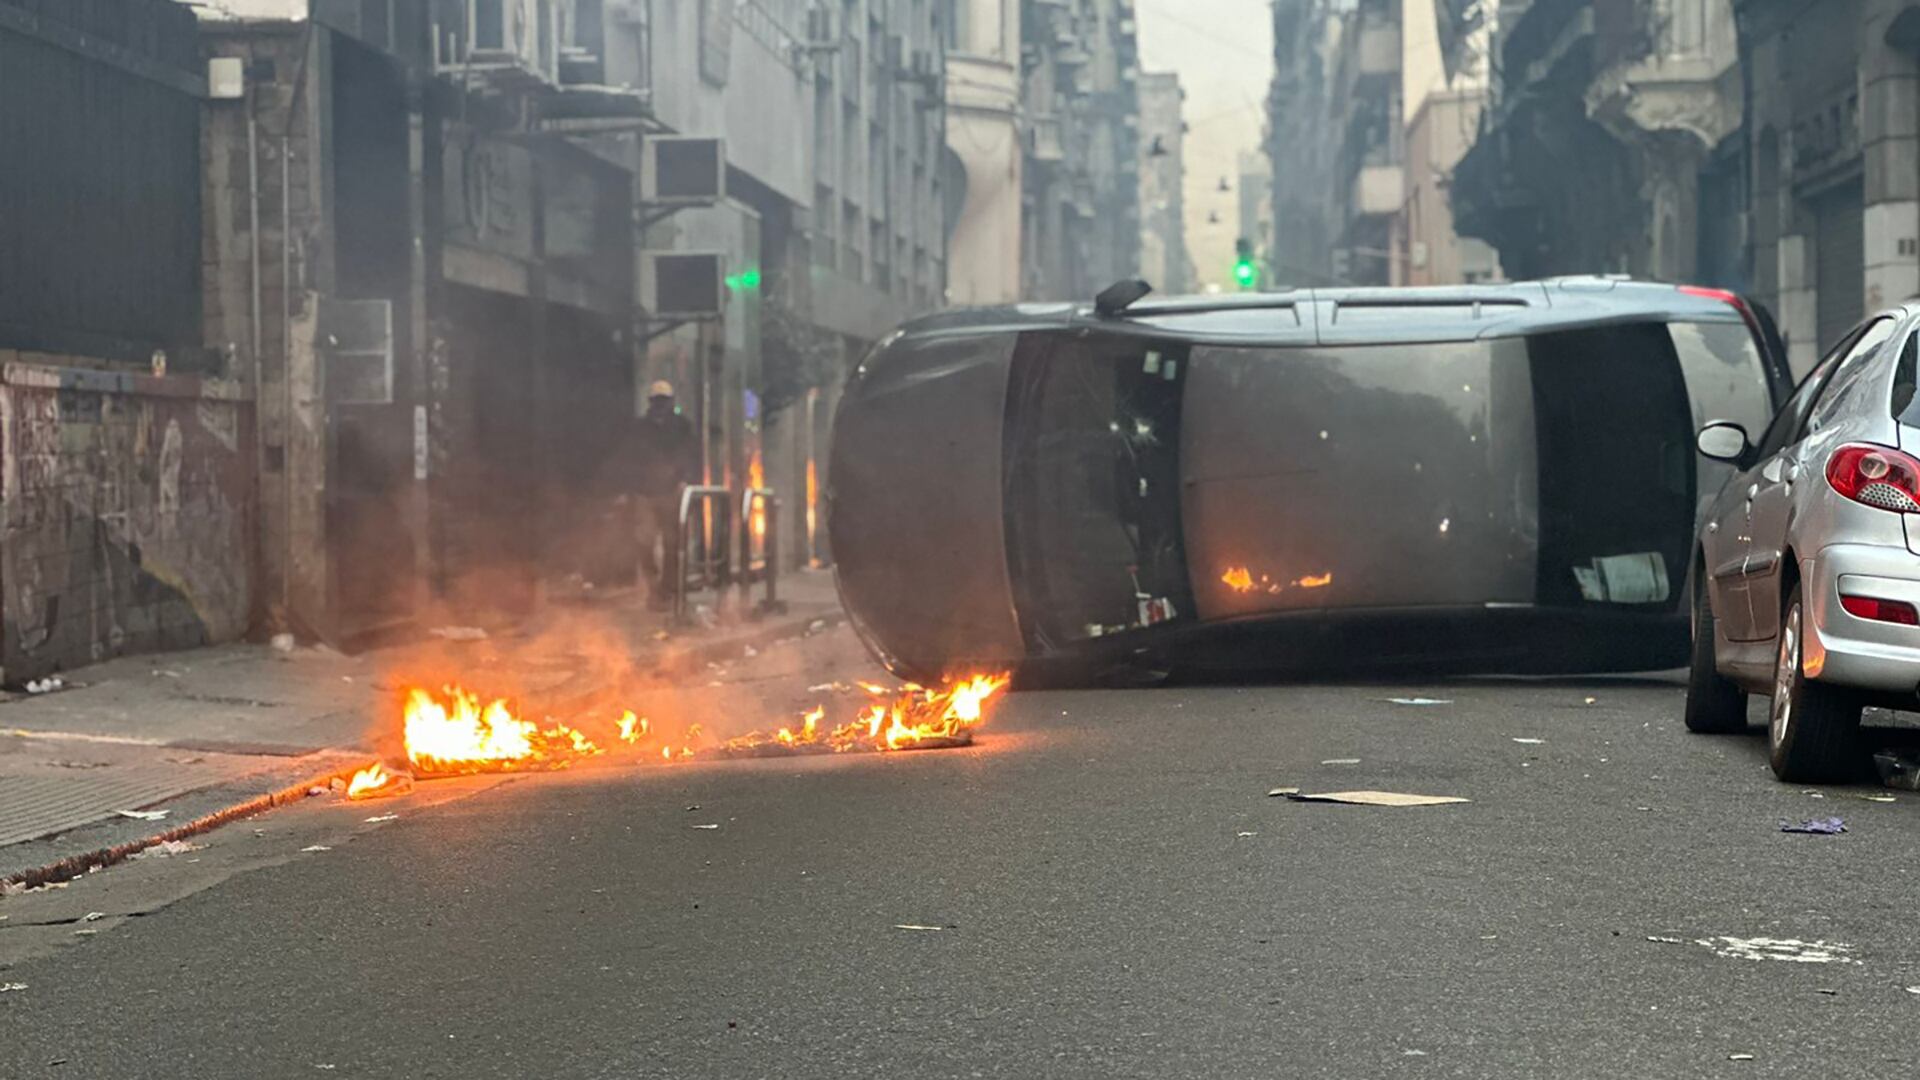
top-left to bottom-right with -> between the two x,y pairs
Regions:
0,364 -> 252,680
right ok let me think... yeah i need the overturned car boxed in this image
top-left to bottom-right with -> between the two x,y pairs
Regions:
827,279 -> 1793,683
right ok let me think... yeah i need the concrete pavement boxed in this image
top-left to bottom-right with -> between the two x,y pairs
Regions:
8,626 -> 1920,1077
0,570 -> 845,883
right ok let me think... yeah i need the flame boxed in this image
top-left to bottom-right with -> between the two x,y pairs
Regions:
403,687 -> 539,774
347,762 -> 395,799
400,673 -> 1012,775
1222,566 -> 1333,594
748,452 -> 767,541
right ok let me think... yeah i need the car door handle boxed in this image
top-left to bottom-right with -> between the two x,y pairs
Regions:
1747,483 -> 1760,499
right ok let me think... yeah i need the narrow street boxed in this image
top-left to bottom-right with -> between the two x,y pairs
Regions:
4,625 -> 1917,1079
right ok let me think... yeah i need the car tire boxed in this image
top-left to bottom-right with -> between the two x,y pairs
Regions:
1768,584 -> 1864,783
1684,577 -> 1747,734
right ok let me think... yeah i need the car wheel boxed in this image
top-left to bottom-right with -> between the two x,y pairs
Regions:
1768,584 -> 1864,783
1683,577 -> 1747,734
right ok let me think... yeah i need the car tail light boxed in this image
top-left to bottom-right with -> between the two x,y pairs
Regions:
1826,443 -> 1920,513
1840,594 -> 1920,625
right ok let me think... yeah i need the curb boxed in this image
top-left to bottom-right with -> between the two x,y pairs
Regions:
1,758 -> 375,894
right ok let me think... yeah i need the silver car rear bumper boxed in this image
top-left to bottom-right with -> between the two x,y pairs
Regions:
1804,542 -> 1920,692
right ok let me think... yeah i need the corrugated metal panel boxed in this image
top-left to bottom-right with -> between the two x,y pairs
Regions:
1815,180 -> 1866,354
0,0 -> 203,360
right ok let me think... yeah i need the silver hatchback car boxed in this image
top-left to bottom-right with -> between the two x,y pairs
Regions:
1690,305 -> 1920,781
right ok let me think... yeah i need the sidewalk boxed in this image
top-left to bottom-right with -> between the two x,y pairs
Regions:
0,570 -> 845,883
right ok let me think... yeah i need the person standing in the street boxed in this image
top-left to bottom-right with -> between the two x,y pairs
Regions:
633,380 -> 701,609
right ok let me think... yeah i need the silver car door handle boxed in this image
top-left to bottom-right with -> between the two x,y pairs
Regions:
1747,483 -> 1760,499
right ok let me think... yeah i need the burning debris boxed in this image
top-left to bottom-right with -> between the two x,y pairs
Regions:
357,673 -> 1011,788
1221,567 -> 1334,595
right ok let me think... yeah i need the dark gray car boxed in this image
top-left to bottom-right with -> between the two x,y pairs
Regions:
828,279 -> 1791,683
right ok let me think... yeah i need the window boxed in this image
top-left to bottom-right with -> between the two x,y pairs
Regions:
1808,316 -> 1898,433
1669,321 -> 1774,441
1751,321 -> 1868,459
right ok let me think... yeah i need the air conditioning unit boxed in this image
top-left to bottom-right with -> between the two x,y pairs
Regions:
643,136 -> 727,205
646,252 -> 726,317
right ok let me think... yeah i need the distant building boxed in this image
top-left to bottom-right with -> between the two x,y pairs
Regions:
1236,150 -> 1273,283
945,0 -> 1024,305
1139,72 -> 1193,295
1400,0 -> 1501,285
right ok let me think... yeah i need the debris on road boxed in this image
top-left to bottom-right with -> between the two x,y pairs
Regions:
1646,936 -> 1684,945
1236,831 -> 1258,838
690,824 -> 721,830
1583,696 -> 1598,705
301,845 -> 332,853
0,983 -> 26,994
363,813 -> 399,824
133,840 -> 203,859
81,911 -> 105,922
1780,817 -> 1847,835
271,633 -> 296,653
894,924 -> 946,932
1284,790 -> 1470,807
1511,738 -> 1544,745
1387,698 -> 1451,706
23,676 -> 65,694
1320,758 -> 1361,765
1266,787 -> 1300,797
113,809 -> 169,821
1729,1053 -> 1755,1061
428,626 -> 489,642
1694,936 -> 1857,964
1873,750 -> 1920,791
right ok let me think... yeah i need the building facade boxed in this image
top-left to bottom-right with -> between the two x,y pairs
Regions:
944,0 -> 1025,304
1139,71 -> 1193,294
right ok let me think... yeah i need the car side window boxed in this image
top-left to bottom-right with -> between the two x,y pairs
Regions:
1807,317 -> 1899,433
1751,329 -> 1860,459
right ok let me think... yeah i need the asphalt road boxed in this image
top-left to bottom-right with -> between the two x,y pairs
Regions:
6,627 -> 1920,1079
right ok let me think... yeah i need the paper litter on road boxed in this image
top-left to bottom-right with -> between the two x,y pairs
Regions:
690,824 -> 721,830
1265,787 -> 1300,797
1285,791 -> 1470,807
1695,936 -> 1857,964
81,912 -> 105,922
113,809 -> 169,821
1780,816 -> 1847,835
894,924 -> 945,932
363,814 -> 399,824
1646,935 -> 1685,944
1729,1054 -> 1755,1062
1319,758 -> 1361,765
1511,738 -> 1544,745
134,840 -> 203,858
1236,831 -> 1258,838
1387,698 -> 1452,706
301,845 -> 332,853
0,983 -> 26,994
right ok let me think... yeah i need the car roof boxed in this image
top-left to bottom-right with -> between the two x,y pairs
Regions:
893,277 -> 1756,348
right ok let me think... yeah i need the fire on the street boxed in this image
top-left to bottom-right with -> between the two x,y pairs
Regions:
1221,566 -> 1335,595
377,673 -> 1011,783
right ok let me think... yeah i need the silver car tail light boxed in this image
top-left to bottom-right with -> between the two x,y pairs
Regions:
1826,443 -> 1920,514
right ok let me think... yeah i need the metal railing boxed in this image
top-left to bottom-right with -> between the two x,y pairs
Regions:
673,485 -> 735,624
739,487 -> 787,617
670,484 -> 787,623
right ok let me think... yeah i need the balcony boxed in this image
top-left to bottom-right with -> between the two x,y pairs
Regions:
1351,163 -> 1404,218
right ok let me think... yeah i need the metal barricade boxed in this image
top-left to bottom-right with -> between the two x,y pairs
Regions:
739,487 -> 787,617
673,485 -> 734,624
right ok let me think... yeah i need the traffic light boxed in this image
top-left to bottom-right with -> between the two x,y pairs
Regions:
1233,238 -> 1257,290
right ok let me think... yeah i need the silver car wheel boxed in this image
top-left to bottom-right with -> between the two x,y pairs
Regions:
1771,602 -> 1800,750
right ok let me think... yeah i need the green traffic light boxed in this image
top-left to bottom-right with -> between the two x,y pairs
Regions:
1234,261 -> 1256,287
725,267 -> 762,292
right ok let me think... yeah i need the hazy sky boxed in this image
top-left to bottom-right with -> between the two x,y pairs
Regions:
1135,0 -> 1274,291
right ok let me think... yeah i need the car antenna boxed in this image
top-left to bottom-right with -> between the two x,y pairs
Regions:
1095,279 -> 1154,317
